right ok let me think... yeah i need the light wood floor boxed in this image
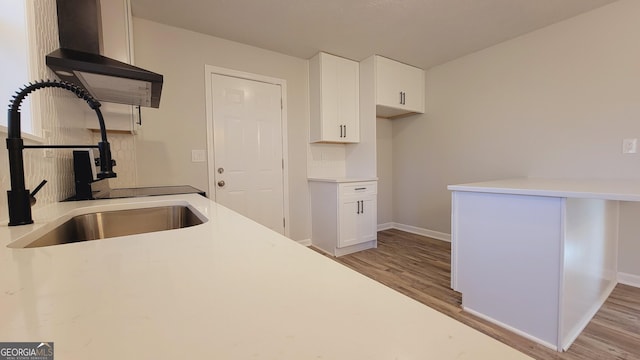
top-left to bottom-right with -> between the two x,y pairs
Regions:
314,229 -> 640,360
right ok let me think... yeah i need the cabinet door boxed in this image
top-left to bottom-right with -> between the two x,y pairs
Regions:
97,0 -> 139,133
338,196 -> 360,248
85,102 -> 139,133
310,52 -> 359,143
375,56 -> 425,118
357,196 -> 377,242
338,194 -> 377,248
335,57 -> 359,142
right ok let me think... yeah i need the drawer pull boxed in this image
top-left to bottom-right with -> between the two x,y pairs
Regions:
355,187 -> 366,190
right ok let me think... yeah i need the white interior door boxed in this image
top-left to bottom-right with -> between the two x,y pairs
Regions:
210,74 -> 285,234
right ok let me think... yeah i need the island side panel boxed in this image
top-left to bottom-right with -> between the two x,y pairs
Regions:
560,198 -> 618,350
453,191 -> 563,349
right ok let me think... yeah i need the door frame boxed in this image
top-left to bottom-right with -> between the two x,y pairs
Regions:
204,65 -> 290,237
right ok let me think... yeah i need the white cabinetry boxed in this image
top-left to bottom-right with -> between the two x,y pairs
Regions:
86,0 -> 140,133
309,179 -> 377,256
374,55 -> 425,118
309,52 -> 359,143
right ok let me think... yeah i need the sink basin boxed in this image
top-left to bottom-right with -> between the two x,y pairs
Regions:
16,205 -> 205,248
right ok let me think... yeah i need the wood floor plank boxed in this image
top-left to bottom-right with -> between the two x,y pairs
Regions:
312,229 -> 640,360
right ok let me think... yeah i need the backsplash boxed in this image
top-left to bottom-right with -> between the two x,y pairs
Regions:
0,0 -> 137,222
307,143 -> 347,178
92,132 -> 138,188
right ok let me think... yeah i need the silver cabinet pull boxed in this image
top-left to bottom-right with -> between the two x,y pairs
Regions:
217,180 -> 225,187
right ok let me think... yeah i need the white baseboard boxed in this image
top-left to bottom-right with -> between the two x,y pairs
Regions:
464,306 -> 559,351
618,272 -> 640,288
297,239 -> 312,246
380,222 -> 451,242
377,222 -> 394,231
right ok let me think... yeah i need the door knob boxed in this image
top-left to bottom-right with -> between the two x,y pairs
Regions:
217,180 -> 225,187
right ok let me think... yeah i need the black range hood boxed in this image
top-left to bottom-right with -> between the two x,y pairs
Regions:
46,0 -> 163,108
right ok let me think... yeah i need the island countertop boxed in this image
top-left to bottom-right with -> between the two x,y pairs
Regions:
0,194 -> 530,359
448,177 -> 640,201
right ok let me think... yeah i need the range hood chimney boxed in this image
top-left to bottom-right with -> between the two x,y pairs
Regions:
46,0 -> 163,108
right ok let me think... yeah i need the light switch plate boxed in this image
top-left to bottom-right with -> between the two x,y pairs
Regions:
191,149 -> 206,162
622,138 -> 637,154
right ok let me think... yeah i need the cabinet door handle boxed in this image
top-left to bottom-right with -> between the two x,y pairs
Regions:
356,201 -> 360,214
344,125 -> 346,138
339,125 -> 343,138
360,200 -> 364,214
136,105 -> 142,126
399,91 -> 403,105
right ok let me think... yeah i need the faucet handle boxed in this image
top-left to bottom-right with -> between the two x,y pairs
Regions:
94,158 -> 117,167
29,179 -> 47,206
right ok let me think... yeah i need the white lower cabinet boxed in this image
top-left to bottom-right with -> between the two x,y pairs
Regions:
309,180 -> 377,256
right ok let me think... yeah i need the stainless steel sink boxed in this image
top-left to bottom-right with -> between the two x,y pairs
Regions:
20,205 -> 205,248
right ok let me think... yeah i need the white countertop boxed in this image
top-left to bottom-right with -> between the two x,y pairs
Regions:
448,177 -> 640,201
308,177 -> 377,183
0,194 -> 530,359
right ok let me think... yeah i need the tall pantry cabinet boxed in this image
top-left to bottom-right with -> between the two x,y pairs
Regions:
308,52 -> 424,257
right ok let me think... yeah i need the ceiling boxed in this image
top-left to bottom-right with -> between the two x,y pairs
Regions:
130,0 -> 618,70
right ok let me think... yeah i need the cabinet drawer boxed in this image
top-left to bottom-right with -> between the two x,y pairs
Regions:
340,182 -> 377,196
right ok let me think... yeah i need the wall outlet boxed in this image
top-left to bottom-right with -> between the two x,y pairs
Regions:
622,138 -> 637,154
191,149 -> 206,162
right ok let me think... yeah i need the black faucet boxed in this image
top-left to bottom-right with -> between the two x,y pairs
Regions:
6,80 -> 117,226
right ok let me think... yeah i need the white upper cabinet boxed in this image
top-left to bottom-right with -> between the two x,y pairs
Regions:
309,52 -> 360,143
100,0 -> 134,64
374,55 -> 425,118
86,0 -> 140,134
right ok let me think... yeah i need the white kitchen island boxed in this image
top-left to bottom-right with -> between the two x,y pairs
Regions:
448,178 -> 635,351
0,194 -> 530,359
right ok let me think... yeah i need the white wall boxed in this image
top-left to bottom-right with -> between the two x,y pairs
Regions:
132,18 -> 310,241
392,0 -> 640,274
